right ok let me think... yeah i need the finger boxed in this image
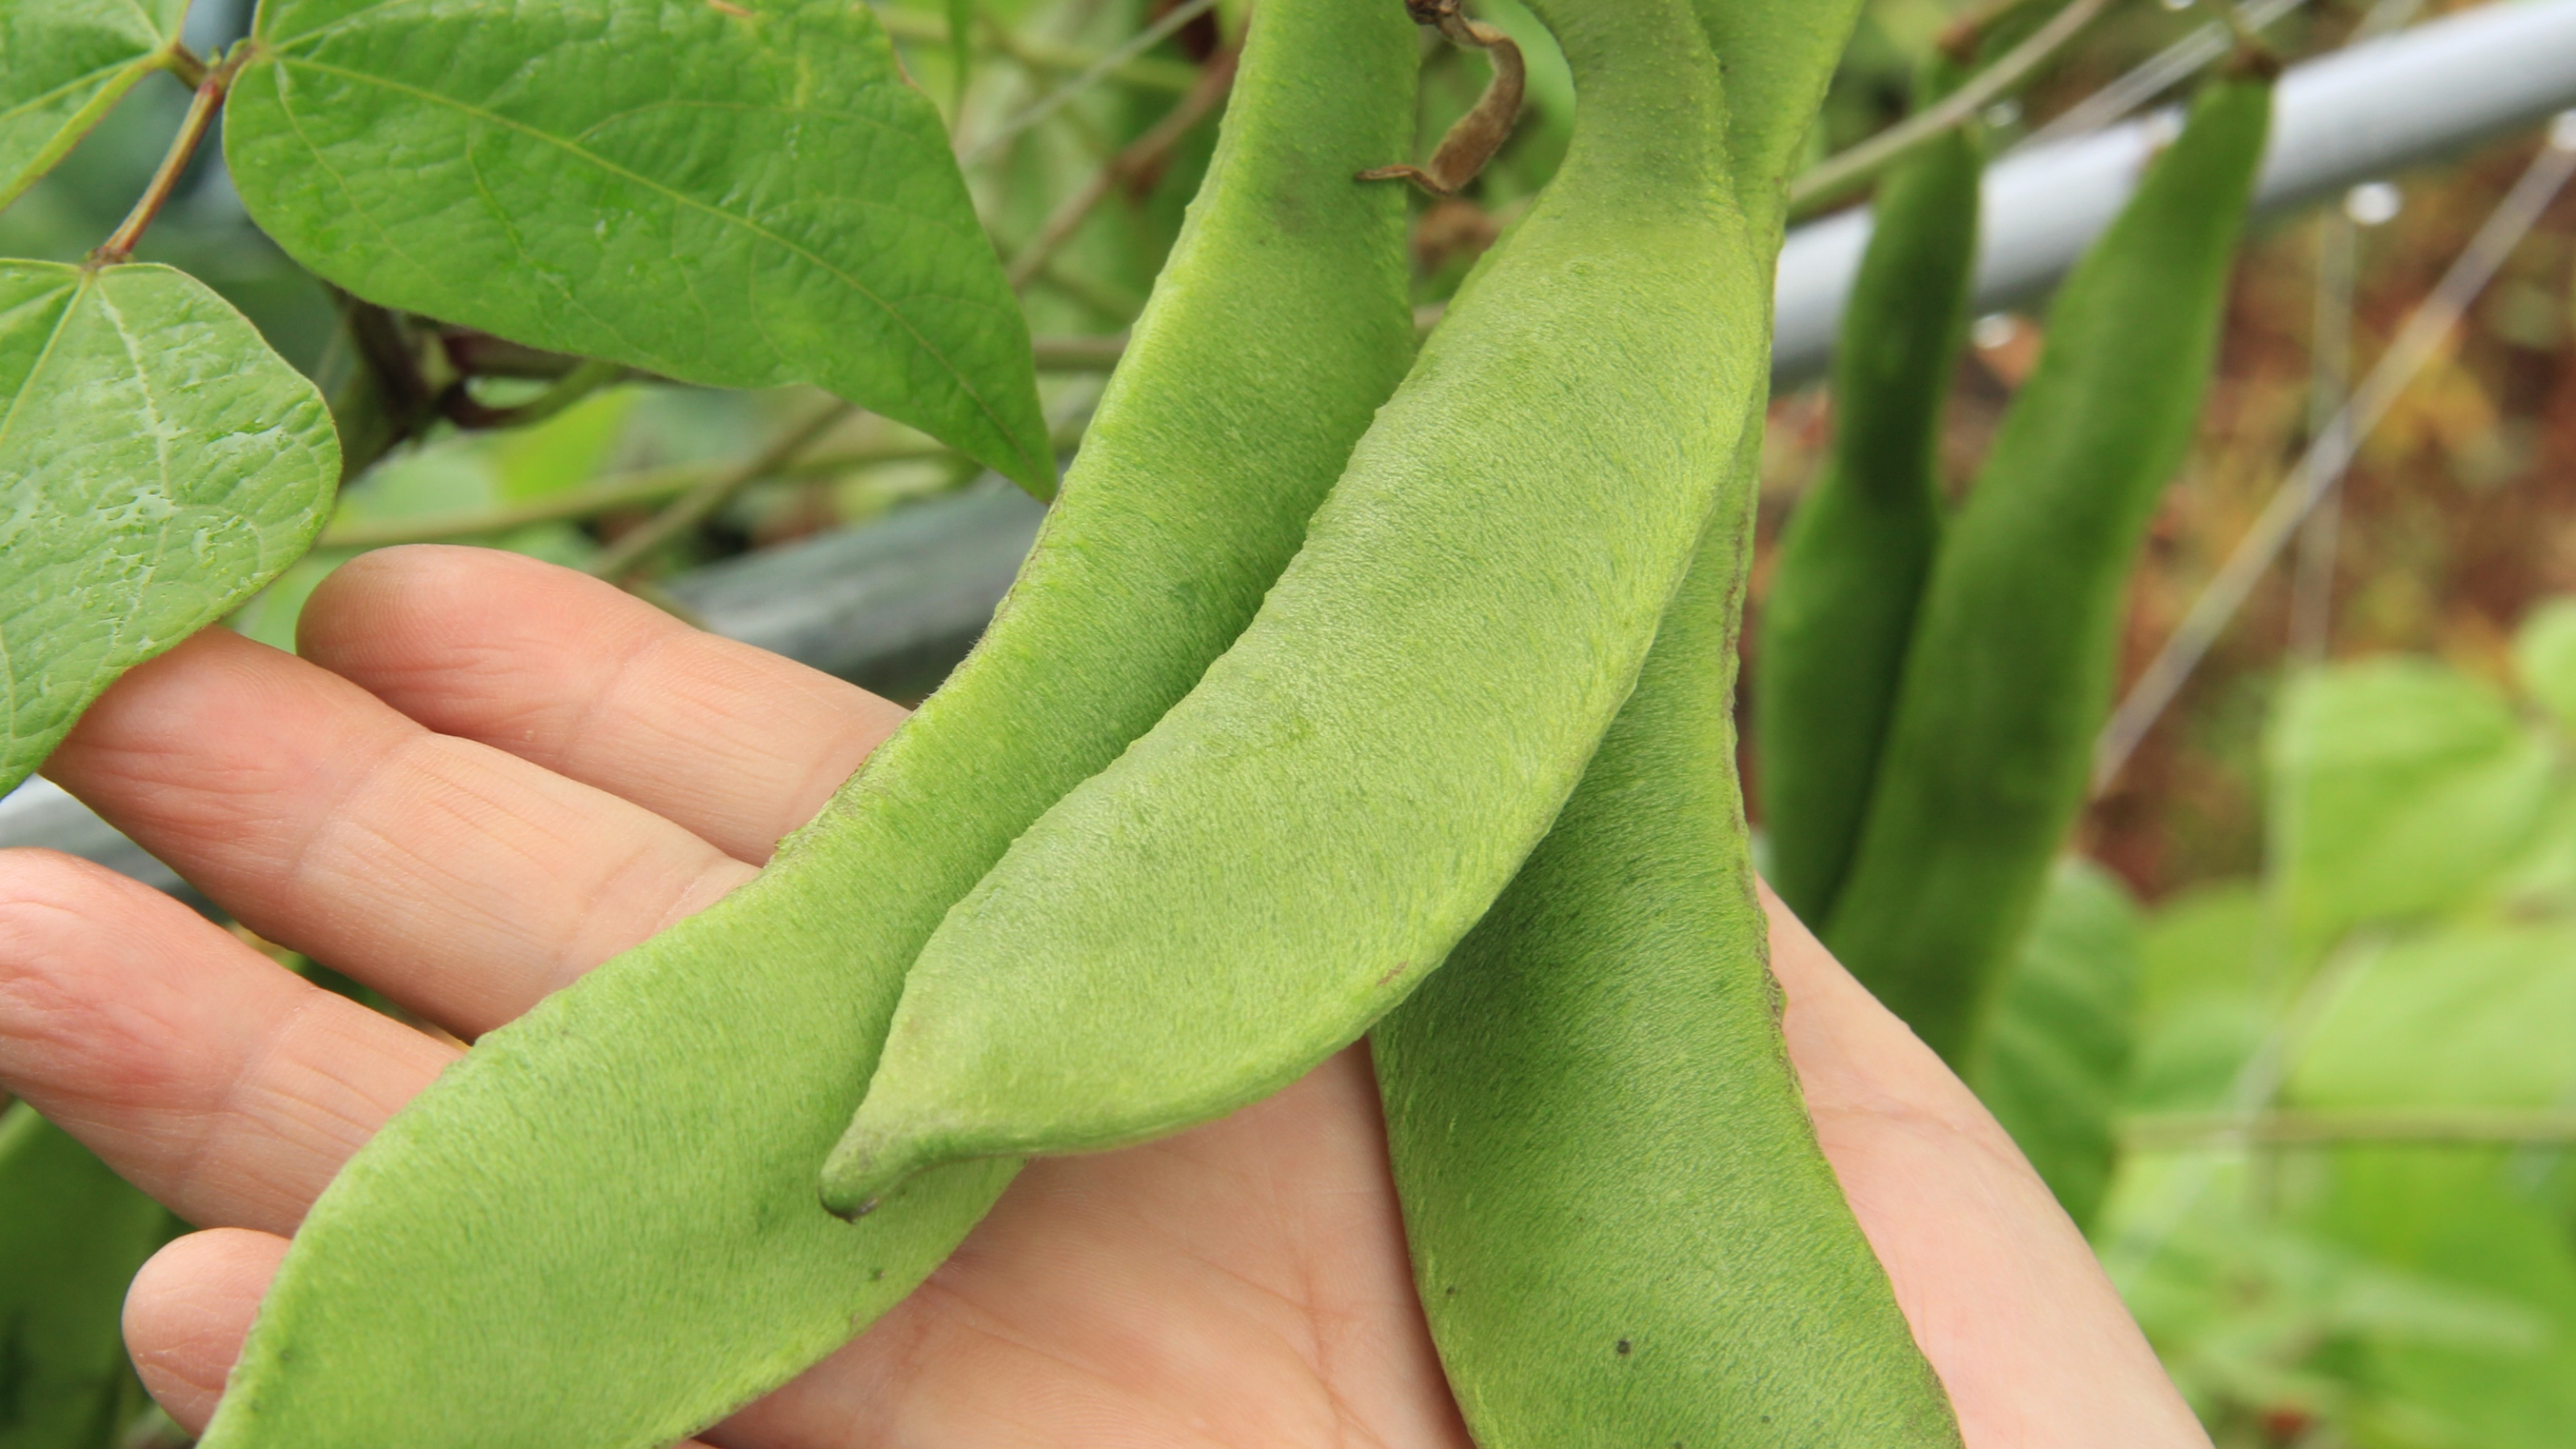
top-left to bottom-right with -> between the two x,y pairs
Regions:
122,1228 -> 711,1447
0,850 -> 454,1233
298,547 -> 907,864
708,1046 -> 1471,1449
126,1228 -> 289,1434
1761,884 -> 2205,1448
44,628 -> 754,1037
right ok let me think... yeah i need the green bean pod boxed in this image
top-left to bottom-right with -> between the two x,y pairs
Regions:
1757,61 -> 1983,931
200,6 -> 1419,1444
1372,14 -> 1957,1439
1824,71 -> 2273,1069
1377,420 -> 1962,1448
0,1104 -> 174,1449
824,0 -> 1770,1210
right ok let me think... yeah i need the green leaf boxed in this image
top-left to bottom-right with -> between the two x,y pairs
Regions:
2269,659 -> 2556,948
0,0 -> 184,213
0,1104 -> 175,1449
2,258 -> 338,795
2123,884 -> 2269,1115
223,0 -> 1055,496
2293,924 -> 2576,1111
1969,857 -> 2141,1230
2306,1151 -> 2576,1449
2512,597 -> 2576,735
2121,1183 -> 2562,1446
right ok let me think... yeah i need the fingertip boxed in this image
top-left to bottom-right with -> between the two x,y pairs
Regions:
124,1228 -> 291,1435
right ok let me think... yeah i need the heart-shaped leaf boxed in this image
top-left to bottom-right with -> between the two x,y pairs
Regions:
223,0 -> 1055,495
2,258 -> 338,795
2268,658 -> 2556,950
1,0 -> 186,210
2293,924 -> 2576,1111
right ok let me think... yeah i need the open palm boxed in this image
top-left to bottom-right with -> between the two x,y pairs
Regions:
0,546 -> 2204,1447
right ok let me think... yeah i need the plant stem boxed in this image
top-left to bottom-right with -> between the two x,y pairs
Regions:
1788,0 -> 2120,214
2123,1109 -> 2576,1150
1034,332 -> 1129,370
324,289 -> 444,480
161,39 -> 210,89
1008,49 -> 1237,288
1030,256 -> 1147,324
324,417 -> 1093,550
91,46 -> 250,265
588,403 -> 861,581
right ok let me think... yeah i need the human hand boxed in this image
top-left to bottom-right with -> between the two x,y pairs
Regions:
0,546 -> 2207,1447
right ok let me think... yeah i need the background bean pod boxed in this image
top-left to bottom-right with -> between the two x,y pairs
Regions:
1823,68 -> 2277,1070
1758,56 -> 1983,933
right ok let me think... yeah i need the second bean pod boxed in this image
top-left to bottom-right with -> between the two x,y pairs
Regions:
826,0 -> 1773,1210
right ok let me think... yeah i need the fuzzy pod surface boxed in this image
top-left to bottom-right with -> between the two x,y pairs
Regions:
1376,9 -> 1956,1436
824,0 -> 1773,1208
1374,421 -> 1960,1447
196,5 -> 1422,1444
1823,73 -> 2274,1069
1758,62 -> 1983,931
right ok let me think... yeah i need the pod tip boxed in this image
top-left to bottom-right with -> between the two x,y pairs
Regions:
819,1121 -> 930,1220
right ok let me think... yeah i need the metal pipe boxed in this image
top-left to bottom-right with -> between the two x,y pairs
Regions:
1770,0 -> 2576,383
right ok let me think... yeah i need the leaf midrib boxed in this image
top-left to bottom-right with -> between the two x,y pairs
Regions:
0,59 -> 147,130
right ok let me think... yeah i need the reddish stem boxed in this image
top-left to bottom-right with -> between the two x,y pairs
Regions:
92,47 -> 250,266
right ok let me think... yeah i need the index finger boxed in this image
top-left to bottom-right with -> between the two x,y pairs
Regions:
297,547 -> 911,865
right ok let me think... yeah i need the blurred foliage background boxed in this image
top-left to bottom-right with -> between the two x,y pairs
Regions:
7,0 -> 2576,1445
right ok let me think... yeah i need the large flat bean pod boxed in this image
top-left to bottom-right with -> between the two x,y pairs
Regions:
825,0 -> 1769,1208
1758,66 -> 1983,930
1377,418 -> 1961,1447
1374,6 -> 1955,1438
200,6 -> 1420,1445
0,1105 -> 174,1449
1823,73 -> 2273,1069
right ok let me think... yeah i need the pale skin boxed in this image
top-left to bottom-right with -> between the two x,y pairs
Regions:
0,546 -> 2210,1448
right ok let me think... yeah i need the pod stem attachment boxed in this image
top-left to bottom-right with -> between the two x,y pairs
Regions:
1358,0 -> 1525,197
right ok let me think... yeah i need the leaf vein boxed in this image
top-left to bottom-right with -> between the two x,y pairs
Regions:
0,63 -> 138,129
